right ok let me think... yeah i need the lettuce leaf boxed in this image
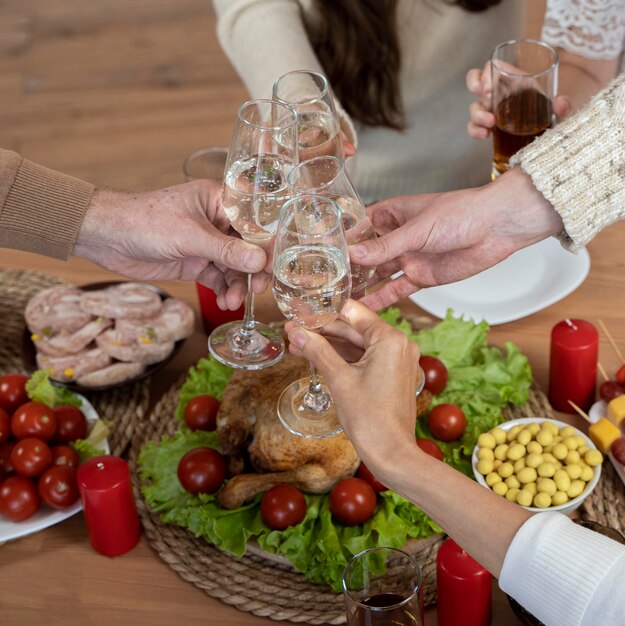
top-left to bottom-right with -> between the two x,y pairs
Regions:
25,370 -> 82,408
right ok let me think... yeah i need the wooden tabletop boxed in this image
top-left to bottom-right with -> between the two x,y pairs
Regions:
1,0 -> 621,623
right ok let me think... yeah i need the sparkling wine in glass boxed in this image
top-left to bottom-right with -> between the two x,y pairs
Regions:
273,70 -> 344,162
273,194 -> 351,437
288,155 -> 376,299
208,99 -> 298,370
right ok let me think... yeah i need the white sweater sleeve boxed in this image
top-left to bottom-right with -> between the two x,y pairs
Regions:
211,0 -> 357,146
500,512 -> 625,626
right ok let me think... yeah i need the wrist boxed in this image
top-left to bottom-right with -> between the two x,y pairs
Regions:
74,189 -> 120,259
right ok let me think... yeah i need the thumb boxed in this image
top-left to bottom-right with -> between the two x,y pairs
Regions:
349,225 -> 412,266
287,327 -> 350,379
200,227 -> 267,273
554,95 -> 572,122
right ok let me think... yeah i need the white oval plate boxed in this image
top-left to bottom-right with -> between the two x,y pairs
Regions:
409,238 -> 590,325
0,394 -> 109,543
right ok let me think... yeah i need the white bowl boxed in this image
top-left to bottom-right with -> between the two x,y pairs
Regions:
471,417 -> 602,516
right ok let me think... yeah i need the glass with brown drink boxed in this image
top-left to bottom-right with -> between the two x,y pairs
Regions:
491,39 -> 558,179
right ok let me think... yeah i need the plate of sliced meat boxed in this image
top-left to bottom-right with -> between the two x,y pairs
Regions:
22,282 -> 195,392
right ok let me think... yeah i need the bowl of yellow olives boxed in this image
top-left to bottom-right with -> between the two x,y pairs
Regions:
472,417 -> 602,516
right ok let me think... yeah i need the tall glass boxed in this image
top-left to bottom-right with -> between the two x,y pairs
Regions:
343,547 -> 424,626
272,70 -> 344,162
288,156 -> 376,299
491,39 -> 558,179
208,99 -> 298,369
273,194 -> 351,438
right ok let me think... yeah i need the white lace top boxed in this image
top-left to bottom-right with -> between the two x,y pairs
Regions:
542,0 -> 625,72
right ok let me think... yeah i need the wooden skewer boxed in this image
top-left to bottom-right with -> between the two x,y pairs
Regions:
597,362 -> 610,382
568,400 -> 593,424
598,319 -> 625,364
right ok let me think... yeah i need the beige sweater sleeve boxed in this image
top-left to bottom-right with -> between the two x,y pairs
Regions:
0,149 -> 94,260
511,74 -> 625,251
212,0 -> 357,147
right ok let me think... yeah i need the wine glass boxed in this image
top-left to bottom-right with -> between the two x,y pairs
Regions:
208,99 -> 298,370
272,70 -> 344,162
288,155 -> 376,299
272,194 -> 351,437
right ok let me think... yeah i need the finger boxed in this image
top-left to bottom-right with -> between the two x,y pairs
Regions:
319,318 -> 366,349
469,101 -> 495,129
465,68 -> 485,94
371,258 -> 402,280
467,122 -> 491,140
359,275 -> 420,311
343,139 -> 357,158
338,300 -> 403,350
251,270 -> 271,294
224,277 -> 247,310
287,327 -> 351,379
553,95 -> 572,121
196,265 -> 227,295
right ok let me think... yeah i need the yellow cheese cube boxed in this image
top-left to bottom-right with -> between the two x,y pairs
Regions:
607,395 -> 625,427
588,418 -> 621,454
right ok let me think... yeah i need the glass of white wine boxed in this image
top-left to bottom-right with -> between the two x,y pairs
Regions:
272,70 -> 344,162
273,194 -> 351,437
288,155 -> 376,299
208,99 -> 298,370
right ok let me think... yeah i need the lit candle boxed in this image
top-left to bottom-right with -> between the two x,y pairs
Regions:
77,456 -> 141,557
549,319 -> 598,413
437,538 -> 492,626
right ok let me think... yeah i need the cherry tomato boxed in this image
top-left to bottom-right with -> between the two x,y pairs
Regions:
329,477 -> 377,525
600,381 -> 624,403
183,395 -> 220,432
427,403 -> 467,442
0,407 -> 10,444
419,355 -> 448,395
416,437 -> 445,461
11,438 -> 52,478
0,440 -> 16,474
53,406 -> 87,444
0,374 -> 28,414
38,466 -> 79,509
0,475 -> 40,521
11,402 -> 57,441
356,463 -> 387,492
616,365 -> 625,386
260,484 -> 307,530
612,437 -> 625,465
177,447 -> 226,495
50,445 -> 80,469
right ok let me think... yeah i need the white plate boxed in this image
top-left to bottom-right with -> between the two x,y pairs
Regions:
589,400 -> 607,424
409,238 -> 590,325
0,394 -> 109,543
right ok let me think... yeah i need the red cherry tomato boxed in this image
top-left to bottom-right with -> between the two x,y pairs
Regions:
11,402 -> 57,441
612,437 -> 625,465
600,381 -> 624,403
329,477 -> 377,525
427,403 -> 467,442
177,447 -> 226,495
11,438 -> 52,478
416,437 -> 445,461
50,445 -> 80,469
0,440 -> 16,474
38,466 -> 79,509
0,407 -> 10,444
183,395 -> 220,432
0,475 -> 40,521
260,484 -> 307,530
419,355 -> 448,395
356,463 -> 387,492
53,406 -> 87,444
616,365 -> 625,386
0,374 -> 29,414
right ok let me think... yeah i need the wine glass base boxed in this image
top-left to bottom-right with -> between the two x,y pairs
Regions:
277,377 -> 342,438
208,321 -> 284,370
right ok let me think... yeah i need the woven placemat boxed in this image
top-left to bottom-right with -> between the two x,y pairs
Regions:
0,268 -> 150,456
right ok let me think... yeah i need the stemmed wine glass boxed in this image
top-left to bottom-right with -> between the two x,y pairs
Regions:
288,155 -> 376,299
208,99 -> 298,369
273,194 -> 351,438
272,70 -> 344,162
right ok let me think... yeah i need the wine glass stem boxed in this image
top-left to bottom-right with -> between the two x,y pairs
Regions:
241,273 -> 256,336
303,361 -> 330,412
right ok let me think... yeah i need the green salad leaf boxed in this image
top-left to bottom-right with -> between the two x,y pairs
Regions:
25,370 -> 82,408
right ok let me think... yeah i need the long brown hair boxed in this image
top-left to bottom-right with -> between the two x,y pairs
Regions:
306,0 -> 503,130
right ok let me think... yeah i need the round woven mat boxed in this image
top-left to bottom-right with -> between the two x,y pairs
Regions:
0,268 -> 150,456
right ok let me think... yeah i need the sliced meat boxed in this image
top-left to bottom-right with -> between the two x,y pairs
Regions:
76,362 -> 146,387
96,329 -> 175,365
36,347 -> 113,382
80,283 -> 162,319
34,317 -> 113,357
114,298 -> 194,344
25,286 -> 93,334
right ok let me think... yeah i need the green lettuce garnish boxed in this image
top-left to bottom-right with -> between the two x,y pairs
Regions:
25,370 -> 82,408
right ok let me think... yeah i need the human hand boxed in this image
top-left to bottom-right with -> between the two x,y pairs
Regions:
466,62 -> 572,140
350,168 -> 563,310
74,179 -> 270,310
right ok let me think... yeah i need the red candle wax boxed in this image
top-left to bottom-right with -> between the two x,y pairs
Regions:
549,319 -> 598,413
195,282 -> 244,335
437,538 -> 492,626
77,456 -> 141,557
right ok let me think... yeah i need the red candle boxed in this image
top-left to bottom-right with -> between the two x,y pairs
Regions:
437,538 -> 492,626
77,456 -> 141,557
195,282 -> 244,335
549,319 -> 598,413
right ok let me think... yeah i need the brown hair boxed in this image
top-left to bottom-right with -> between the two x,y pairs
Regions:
306,0 -> 503,130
